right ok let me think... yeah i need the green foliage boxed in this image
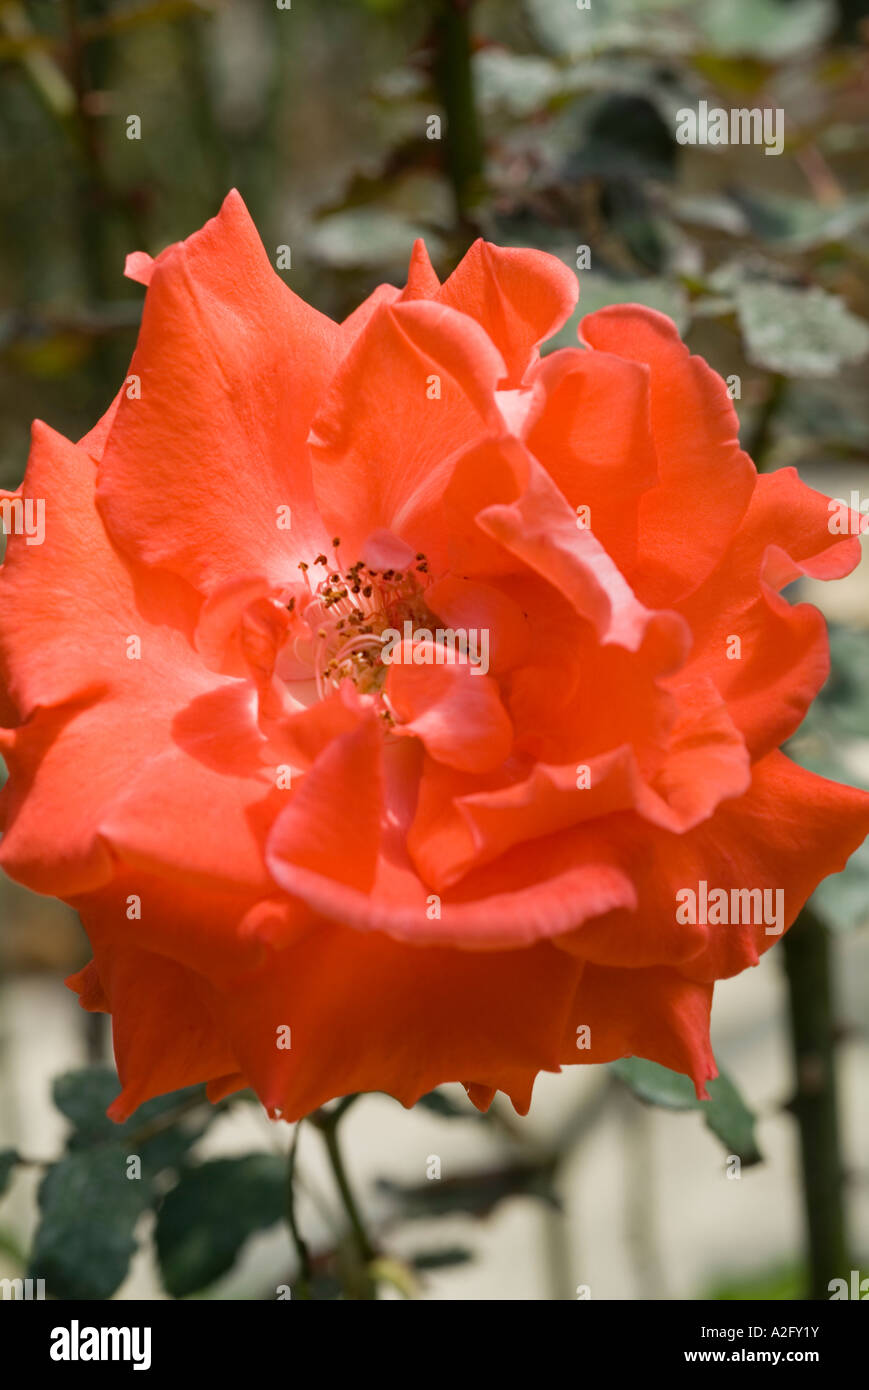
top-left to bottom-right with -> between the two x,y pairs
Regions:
791,625 -> 869,774
693,0 -> 834,60
377,1161 -> 560,1220
28,1067 -> 219,1299
526,0 -> 689,60
30,1147 -> 152,1300
0,1149 -> 19,1199
788,626 -> 869,931
552,274 -> 690,350
54,1066 -> 212,1170
155,1155 -> 286,1298
27,1070 -> 288,1300
612,1059 -> 763,1165
312,209 -> 445,270
732,191 -> 869,251
2,0 -> 868,1306
474,50 -> 565,119
705,1261 -> 807,1300
736,281 -> 869,378
410,1245 -> 474,1271
415,1088 -> 484,1119
812,842 -> 869,933
701,1075 -> 764,1166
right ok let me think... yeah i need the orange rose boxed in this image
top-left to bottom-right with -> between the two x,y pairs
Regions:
1,190 -> 866,1120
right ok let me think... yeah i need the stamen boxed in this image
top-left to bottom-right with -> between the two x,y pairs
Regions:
292,546 -> 434,701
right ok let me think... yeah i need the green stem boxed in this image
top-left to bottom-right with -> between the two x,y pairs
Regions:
286,1122 -> 313,1299
782,905 -> 849,1299
312,1096 -> 377,1298
320,1120 -> 374,1264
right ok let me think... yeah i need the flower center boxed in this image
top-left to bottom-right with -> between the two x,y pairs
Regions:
295,541 -> 435,701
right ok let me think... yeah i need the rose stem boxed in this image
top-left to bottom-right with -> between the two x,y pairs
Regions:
286,1121 -> 313,1299
311,1095 -> 377,1298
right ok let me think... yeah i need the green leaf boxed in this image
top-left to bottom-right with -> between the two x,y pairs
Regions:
612,1059 -> 762,1164
811,841 -> 869,932
311,209 -> 445,270
474,50 -> 564,119
611,1057 -> 697,1109
29,1068 -> 221,1297
377,1162 -> 559,1219
155,1155 -> 286,1298
787,626 -> 869,882
29,1147 -> 151,1299
815,627 -> 869,741
526,0 -> 692,61
579,274 -> 688,330
52,1066 -> 126,1143
545,273 -> 689,355
0,1149 -> 20,1199
702,1074 -> 763,1164
53,1066 -> 211,1171
736,281 -> 869,378
694,0 -> 834,60
734,191 -> 869,251
672,193 -> 749,237
411,1245 -> 474,1271
415,1088 -> 478,1120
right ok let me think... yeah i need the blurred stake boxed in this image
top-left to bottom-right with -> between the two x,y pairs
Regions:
782,906 -> 849,1299
84,1009 -> 106,1065
431,0 -> 484,239
60,0 -> 119,387
745,372 -> 786,471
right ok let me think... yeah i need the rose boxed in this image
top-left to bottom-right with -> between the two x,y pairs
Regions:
1,190 -> 867,1122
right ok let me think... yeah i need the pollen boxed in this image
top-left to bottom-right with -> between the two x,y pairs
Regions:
295,550 -> 435,700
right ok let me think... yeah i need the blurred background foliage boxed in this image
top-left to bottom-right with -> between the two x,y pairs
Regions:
1,0 -> 868,1300
2,0 -> 869,476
